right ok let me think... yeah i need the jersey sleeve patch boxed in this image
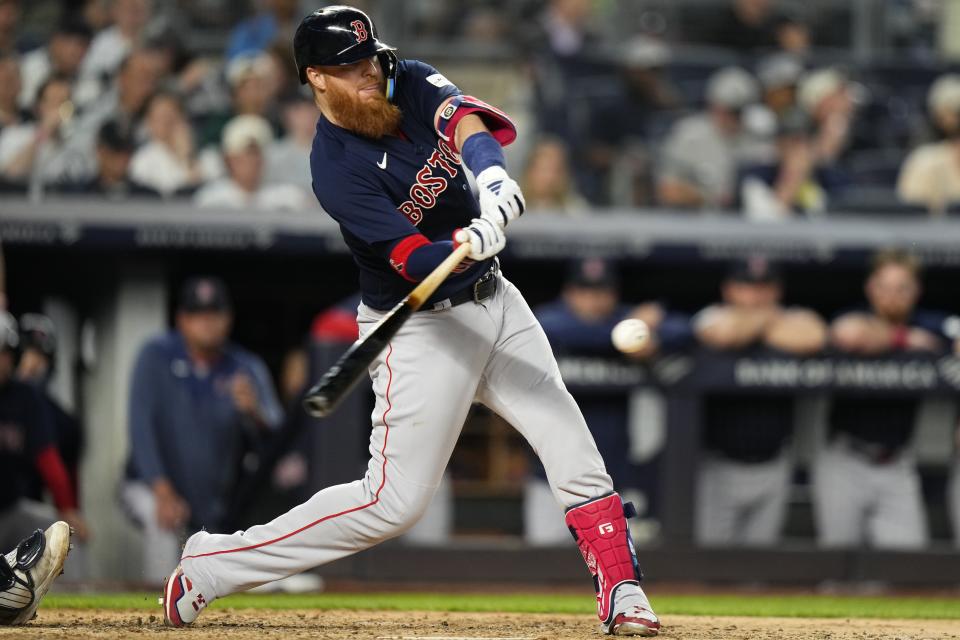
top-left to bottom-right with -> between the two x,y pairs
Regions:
388,233 -> 432,282
435,95 -> 517,152
426,73 -> 452,88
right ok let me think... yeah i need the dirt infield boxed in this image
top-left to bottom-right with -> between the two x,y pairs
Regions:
2,609 -> 958,639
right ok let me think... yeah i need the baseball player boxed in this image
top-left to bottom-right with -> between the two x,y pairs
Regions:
162,6 -> 659,636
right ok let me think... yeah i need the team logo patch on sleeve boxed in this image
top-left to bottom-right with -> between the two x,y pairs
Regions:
440,104 -> 457,120
426,73 -> 452,88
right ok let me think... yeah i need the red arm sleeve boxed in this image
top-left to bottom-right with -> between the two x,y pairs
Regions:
34,445 -> 77,511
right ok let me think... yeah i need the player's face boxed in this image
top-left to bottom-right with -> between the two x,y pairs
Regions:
321,56 -> 385,102
564,285 -> 618,322
866,264 -> 919,322
313,56 -> 401,139
16,348 -> 49,384
723,280 -> 781,309
226,145 -> 264,192
177,310 -> 232,353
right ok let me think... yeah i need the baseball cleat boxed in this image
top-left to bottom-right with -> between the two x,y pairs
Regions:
160,565 -> 209,627
0,521 -> 73,626
603,605 -> 660,636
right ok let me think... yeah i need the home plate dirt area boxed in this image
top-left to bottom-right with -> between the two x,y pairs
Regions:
3,609 -> 959,639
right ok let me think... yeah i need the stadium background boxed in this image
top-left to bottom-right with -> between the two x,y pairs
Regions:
3,0 -> 960,595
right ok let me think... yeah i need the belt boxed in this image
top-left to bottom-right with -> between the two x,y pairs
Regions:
420,260 -> 499,312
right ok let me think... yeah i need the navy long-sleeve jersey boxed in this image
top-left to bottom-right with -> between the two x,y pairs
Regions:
310,59 -> 514,310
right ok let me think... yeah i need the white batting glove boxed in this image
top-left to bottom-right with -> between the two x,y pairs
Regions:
475,166 -> 525,229
454,218 -> 506,261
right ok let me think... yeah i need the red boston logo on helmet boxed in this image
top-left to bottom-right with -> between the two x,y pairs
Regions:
350,19 -> 368,43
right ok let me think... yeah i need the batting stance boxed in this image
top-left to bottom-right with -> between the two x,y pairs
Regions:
162,6 -> 659,636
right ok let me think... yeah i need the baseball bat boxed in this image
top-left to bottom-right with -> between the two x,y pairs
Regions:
303,242 -> 472,417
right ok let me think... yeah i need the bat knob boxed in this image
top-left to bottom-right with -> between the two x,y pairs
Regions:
303,391 -> 332,418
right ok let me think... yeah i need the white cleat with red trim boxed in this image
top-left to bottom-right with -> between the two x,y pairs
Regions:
160,565 -> 211,627
604,604 -> 660,636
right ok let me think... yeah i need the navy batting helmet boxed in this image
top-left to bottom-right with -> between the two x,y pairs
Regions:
293,5 -> 398,98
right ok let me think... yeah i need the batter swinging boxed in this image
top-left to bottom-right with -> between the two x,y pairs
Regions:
161,6 -> 660,636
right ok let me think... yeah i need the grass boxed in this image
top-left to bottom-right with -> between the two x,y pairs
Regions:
43,592 -> 960,620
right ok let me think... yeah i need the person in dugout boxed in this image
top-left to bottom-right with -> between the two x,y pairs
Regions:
818,248 -> 951,548
0,311 -> 88,551
693,256 -> 826,546
15,313 -> 84,509
525,257 -> 693,544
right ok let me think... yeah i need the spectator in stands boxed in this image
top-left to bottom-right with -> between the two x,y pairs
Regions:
196,52 -> 278,149
226,0 -> 300,61
523,0 -> 597,145
897,78 -> 960,214
693,257 -> 826,546
195,114 -> 308,210
0,311 -> 88,551
526,258 -> 693,544
818,249 -> 950,549
81,48 -> 162,138
897,127 -> 960,214
79,0 -> 152,88
739,107 -> 849,219
771,10 -> 811,57
16,314 -> 83,512
797,68 -> 856,167
584,35 -> 680,206
262,42 -> 300,108
0,53 -> 22,131
129,92 -> 204,197
757,53 -> 803,119
17,19 -> 91,112
656,67 -> 760,209
520,137 -> 587,215
56,120 -> 159,198
925,74 -> 960,140
265,92 -> 319,193
0,0 -> 20,56
122,276 -> 283,583
0,75 -> 85,188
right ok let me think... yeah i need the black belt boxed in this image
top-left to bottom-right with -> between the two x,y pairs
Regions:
420,261 -> 499,312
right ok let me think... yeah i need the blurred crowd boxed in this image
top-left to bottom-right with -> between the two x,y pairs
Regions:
2,0 -> 960,215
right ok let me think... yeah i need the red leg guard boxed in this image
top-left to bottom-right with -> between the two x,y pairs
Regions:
565,492 -> 642,625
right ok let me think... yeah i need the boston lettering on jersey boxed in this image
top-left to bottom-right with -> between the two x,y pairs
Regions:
310,59 -> 516,310
397,141 -> 460,225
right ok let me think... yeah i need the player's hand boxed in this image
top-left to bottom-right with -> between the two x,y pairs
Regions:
454,218 -> 505,261
905,327 -> 943,352
231,373 -> 260,417
153,479 -> 190,531
475,166 -> 525,229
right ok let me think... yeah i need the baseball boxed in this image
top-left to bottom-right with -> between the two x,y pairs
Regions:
611,318 -> 650,353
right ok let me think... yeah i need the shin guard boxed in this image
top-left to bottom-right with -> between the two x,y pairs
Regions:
564,492 -> 643,626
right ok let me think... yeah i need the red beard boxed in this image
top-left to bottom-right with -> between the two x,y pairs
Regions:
325,80 -> 402,139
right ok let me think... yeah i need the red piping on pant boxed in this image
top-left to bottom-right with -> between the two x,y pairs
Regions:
180,343 -> 395,561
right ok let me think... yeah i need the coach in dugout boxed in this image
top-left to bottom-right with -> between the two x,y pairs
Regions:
0,311 -> 88,550
693,256 -> 826,546
122,277 -> 283,584
526,257 -> 693,544
817,249 -> 950,549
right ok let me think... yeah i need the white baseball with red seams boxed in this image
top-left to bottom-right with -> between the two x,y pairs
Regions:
179,277 -> 616,596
